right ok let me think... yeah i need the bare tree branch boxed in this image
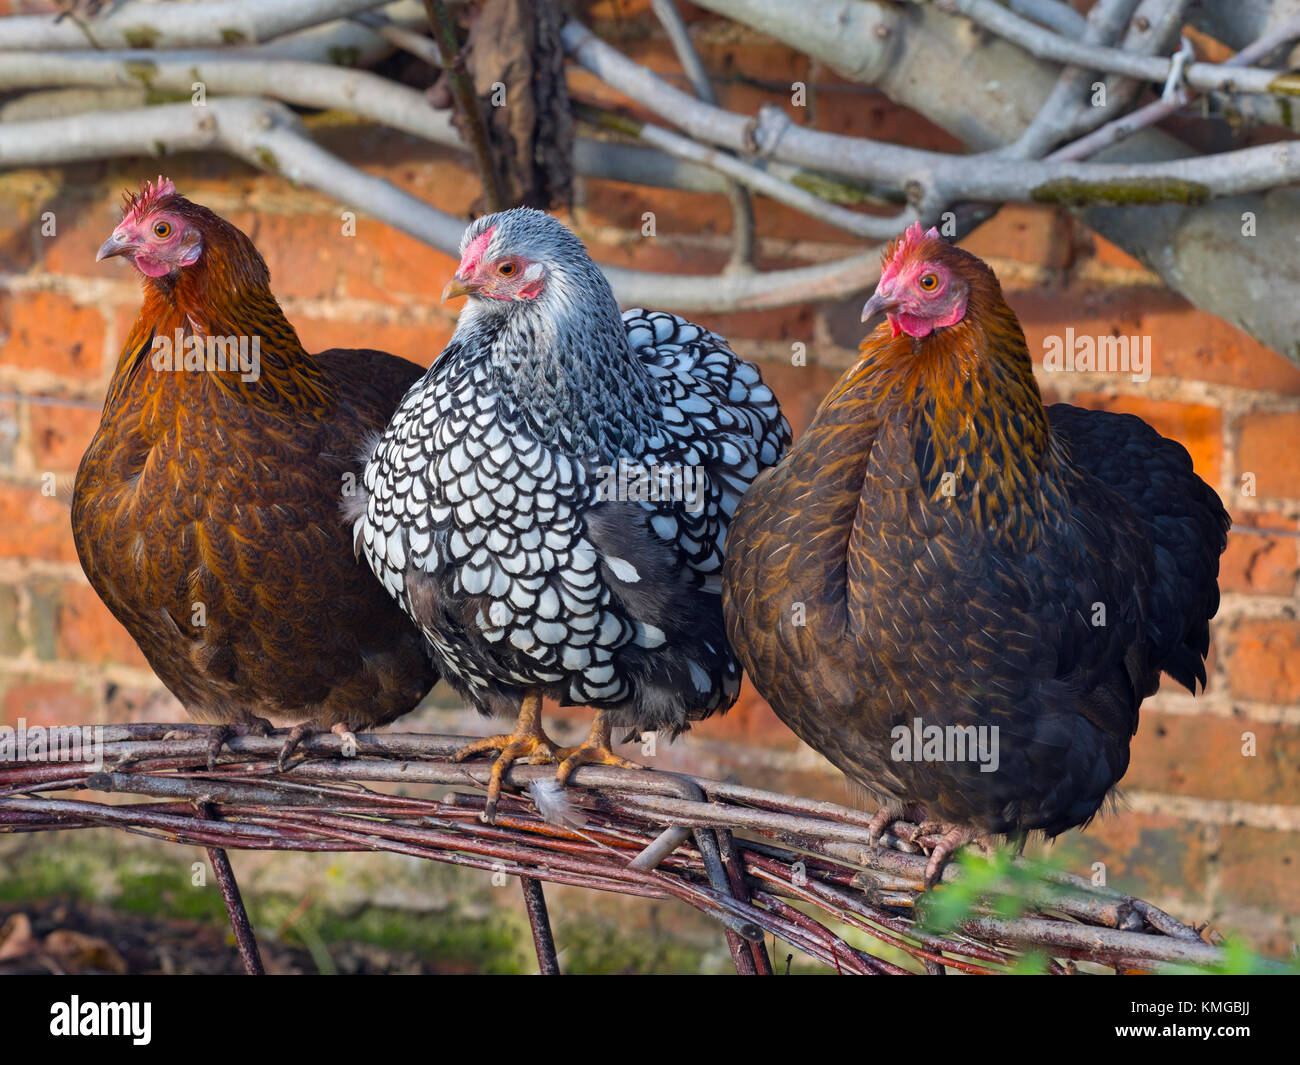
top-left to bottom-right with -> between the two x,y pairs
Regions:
0,51 -> 462,146
563,18 -> 1300,207
1004,0 -> 1140,159
0,0 -> 397,50
0,48 -> 744,201
650,0 -> 756,271
1053,13 -> 1300,162
0,97 -> 892,310
0,98 -> 465,249
938,0 -> 1294,95
423,0 -> 506,212
1008,0 -> 1087,37
247,3 -> 428,64
577,102 -> 916,240
349,9 -> 442,66
689,0 -> 1300,360
1070,0 -> 1193,131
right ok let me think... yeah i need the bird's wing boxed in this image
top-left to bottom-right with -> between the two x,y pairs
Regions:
1048,403 -> 1230,691
621,309 -> 791,577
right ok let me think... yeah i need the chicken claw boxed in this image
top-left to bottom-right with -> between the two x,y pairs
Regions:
205,717 -> 273,771
453,693 -> 561,822
554,710 -> 642,786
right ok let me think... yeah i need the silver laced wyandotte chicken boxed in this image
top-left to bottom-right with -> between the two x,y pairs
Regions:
73,178 -> 438,768
722,223 -> 1230,884
355,208 -> 789,818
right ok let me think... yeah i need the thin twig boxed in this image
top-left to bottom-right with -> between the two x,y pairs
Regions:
577,101 -> 915,240
1004,0 -> 1140,159
423,0 -> 505,212
519,876 -> 561,975
651,0 -> 755,271
350,9 -> 442,66
717,828 -> 773,975
937,0 -> 1292,95
1007,0 -> 1086,37
203,840 -> 265,975
1053,13 -> 1300,160
0,726 -> 1250,975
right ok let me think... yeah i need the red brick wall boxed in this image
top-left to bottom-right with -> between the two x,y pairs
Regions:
1,3 -> 1297,950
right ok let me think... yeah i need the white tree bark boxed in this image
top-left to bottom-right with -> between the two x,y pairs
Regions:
0,0 -> 396,50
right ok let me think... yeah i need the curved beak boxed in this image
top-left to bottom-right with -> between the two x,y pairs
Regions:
96,233 -> 134,262
441,275 -> 479,302
860,289 -> 903,325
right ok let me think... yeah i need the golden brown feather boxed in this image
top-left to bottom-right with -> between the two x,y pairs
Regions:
723,224 -> 1229,881
73,180 -> 437,763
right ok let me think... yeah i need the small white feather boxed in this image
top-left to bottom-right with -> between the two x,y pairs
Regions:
606,556 -> 641,583
529,779 -> 584,827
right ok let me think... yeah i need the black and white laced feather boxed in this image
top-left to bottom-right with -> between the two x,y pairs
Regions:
355,208 -> 790,732
351,213 -> 785,738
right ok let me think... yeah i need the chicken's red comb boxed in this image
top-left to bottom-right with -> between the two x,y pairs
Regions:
458,224 -> 496,275
121,175 -> 177,226
880,221 -> 941,286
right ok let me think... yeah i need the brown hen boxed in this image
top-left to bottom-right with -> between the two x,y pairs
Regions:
73,178 -> 437,766
722,224 -> 1229,883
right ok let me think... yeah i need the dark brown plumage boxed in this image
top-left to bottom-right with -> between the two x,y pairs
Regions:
722,224 -> 1230,881
72,178 -> 437,765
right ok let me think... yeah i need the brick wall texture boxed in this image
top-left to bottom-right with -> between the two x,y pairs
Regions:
1,1 -> 1297,951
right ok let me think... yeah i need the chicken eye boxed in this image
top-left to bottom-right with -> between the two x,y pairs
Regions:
498,261 -> 516,276
153,220 -> 172,239
919,272 -> 939,291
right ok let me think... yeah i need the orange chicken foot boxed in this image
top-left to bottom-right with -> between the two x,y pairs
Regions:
453,692 -> 562,822
554,710 -> 643,786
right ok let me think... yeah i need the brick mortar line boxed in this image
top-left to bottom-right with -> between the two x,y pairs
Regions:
1201,822 -> 1224,919
0,368 -> 107,404
0,655 -> 161,691
0,638 -> 1290,725
1035,370 -> 1300,412
572,222 -> 849,265
0,471 -> 76,495
0,559 -> 83,581
277,295 -> 460,325
1121,790 -> 1300,832
1143,693 -> 1300,726
0,271 -> 462,329
1215,591 -> 1300,617
0,271 -> 136,303
567,225 -> 1142,281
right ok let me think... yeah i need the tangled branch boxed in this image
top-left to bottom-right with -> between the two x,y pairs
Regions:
562,18 -> 1300,207
0,724 -> 1247,976
942,0 -> 1293,95
2,0 -> 1299,341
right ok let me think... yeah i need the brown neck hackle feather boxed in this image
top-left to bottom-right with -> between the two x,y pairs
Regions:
107,194 -> 333,419
839,234 -> 1065,549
